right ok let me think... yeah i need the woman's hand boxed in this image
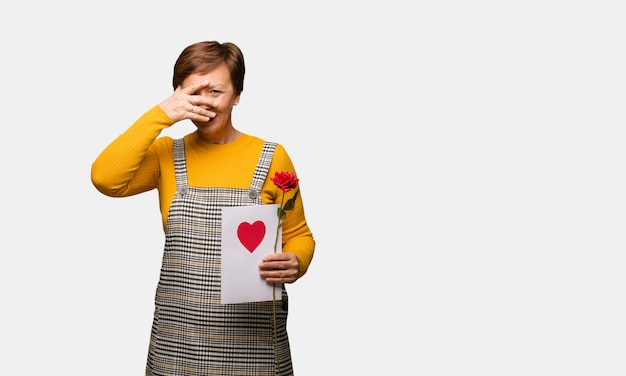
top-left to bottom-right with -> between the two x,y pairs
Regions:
158,80 -> 216,123
259,252 -> 301,284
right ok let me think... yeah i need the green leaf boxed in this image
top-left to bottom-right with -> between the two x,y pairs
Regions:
277,207 -> 287,221
283,189 -> 300,211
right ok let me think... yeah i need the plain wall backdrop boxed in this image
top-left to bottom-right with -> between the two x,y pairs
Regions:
1,1 -> 624,375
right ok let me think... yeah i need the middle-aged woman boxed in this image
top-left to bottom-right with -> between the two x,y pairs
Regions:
91,40 -> 315,375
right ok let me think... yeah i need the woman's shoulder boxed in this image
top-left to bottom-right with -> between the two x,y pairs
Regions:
239,133 -> 287,153
142,136 -> 175,162
152,135 -> 175,152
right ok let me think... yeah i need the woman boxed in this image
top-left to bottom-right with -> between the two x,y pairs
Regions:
91,40 -> 315,375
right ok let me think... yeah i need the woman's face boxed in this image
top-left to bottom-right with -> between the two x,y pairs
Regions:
181,62 -> 240,141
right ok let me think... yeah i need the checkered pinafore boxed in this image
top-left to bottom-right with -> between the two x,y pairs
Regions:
145,138 -> 293,376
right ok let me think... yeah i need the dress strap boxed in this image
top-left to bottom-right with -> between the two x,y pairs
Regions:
248,141 -> 277,204
173,138 -> 189,196
173,138 -> 276,202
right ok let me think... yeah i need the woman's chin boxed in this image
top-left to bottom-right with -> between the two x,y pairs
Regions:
193,119 -> 217,131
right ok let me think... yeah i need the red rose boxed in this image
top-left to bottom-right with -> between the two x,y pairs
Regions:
268,170 -> 301,374
270,171 -> 299,193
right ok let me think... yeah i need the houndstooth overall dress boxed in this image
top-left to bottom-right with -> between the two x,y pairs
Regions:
146,138 -> 293,376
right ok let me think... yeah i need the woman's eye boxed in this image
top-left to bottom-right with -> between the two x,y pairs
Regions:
193,89 -> 220,96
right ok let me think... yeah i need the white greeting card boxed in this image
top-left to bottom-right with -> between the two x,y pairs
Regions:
221,204 -> 282,304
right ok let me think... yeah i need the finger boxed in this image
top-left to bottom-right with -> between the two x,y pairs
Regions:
261,267 -> 297,278
184,80 -> 210,94
259,259 -> 285,270
190,105 -> 216,120
264,272 -> 297,284
262,253 -> 289,262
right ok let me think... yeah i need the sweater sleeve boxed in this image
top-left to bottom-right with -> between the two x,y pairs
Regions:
263,146 -> 316,278
91,106 -> 174,197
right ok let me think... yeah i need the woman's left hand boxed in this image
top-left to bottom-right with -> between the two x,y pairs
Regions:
259,252 -> 300,284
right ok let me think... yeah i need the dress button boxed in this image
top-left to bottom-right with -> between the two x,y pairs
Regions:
248,189 -> 260,199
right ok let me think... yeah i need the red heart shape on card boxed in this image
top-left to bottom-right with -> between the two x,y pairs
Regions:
237,221 -> 266,253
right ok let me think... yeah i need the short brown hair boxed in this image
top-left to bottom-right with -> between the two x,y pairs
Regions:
172,41 -> 245,96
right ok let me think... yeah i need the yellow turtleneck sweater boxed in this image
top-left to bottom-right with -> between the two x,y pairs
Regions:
91,105 -> 315,277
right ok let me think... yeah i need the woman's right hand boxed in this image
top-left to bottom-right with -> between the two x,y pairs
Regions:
158,80 -> 216,123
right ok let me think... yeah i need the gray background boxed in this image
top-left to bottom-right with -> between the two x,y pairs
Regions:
1,1 -> 624,375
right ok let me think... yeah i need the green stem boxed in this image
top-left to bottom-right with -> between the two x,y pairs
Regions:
272,195 -> 284,374
272,284 -> 279,374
